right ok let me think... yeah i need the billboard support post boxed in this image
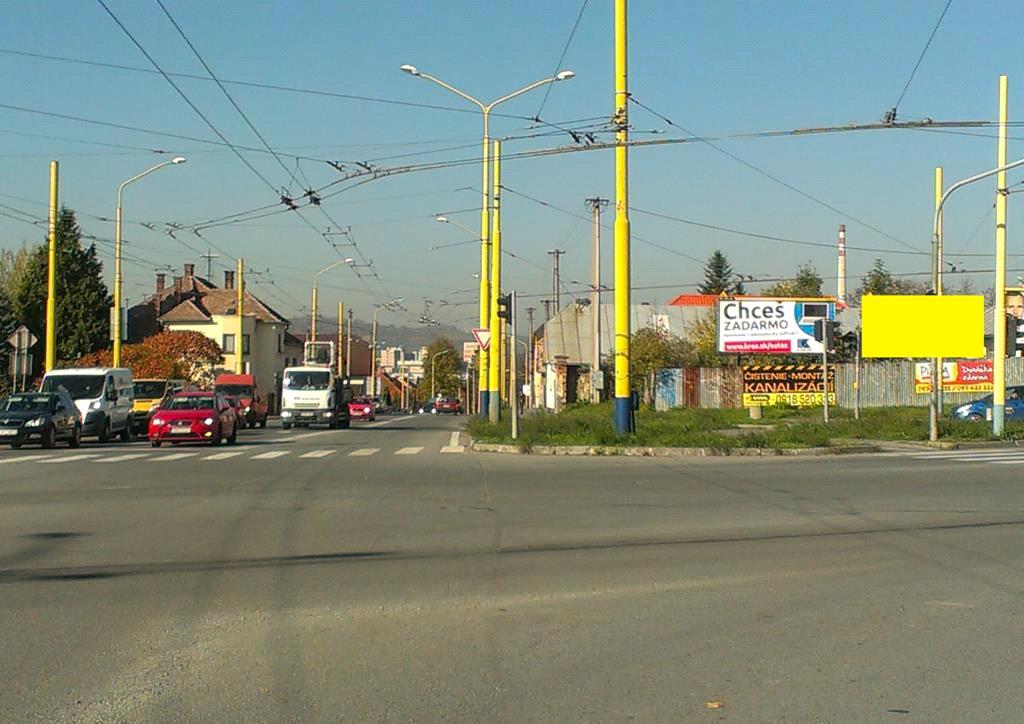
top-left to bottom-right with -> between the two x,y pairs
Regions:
854,327 -> 862,421
822,343 -> 829,425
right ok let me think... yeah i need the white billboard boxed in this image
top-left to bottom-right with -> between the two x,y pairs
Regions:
717,299 -> 834,355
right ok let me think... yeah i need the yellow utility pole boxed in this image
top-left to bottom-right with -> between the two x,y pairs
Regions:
337,302 -> 344,376
45,161 -> 58,372
488,139 -> 503,422
310,285 -> 318,341
994,74 -> 1009,435
929,166 -> 944,441
613,0 -> 633,433
236,258 -> 244,374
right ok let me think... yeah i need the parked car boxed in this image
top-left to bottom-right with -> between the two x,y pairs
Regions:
0,390 -> 82,449
951,386 -> 1024,421
417,401 -> 435,415
41,367 -> 134,442
213,373 -> 268,428
148,391 -> 238,447
434,397 -> 462,415
131,378 -> 186,434
349,397 -> 376,422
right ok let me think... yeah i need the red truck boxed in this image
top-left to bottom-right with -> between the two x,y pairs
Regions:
213,373 -> 268,428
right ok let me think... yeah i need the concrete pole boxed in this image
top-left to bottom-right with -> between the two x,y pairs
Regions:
613,0 -> 633,434
836,224 -> 846,306
235,258 -> 244,374
994,75 -> 1009,435
45,161 -> 58,372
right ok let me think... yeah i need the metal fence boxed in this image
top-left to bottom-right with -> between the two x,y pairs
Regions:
655,358 -> 1024,410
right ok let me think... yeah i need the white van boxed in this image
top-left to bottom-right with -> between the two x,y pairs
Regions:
41,367 -> 134,442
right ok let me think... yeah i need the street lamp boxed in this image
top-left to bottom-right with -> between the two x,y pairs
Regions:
310,258 -> 353,341
431,348 -> 452,399
401,64 -> 575,417
371,298 -> 404,398
113,156 -> 186,366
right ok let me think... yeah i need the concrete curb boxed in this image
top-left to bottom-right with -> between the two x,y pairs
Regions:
469,442 -> 882,457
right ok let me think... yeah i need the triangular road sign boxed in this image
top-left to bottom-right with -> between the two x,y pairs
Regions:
471,328 -> 491,351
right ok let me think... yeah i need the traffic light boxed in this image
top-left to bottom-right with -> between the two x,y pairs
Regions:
496,294 -> 511,320
1005,314 -> 1024,357
812,319 -> 836,351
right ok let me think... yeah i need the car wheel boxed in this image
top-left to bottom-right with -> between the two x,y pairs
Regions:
328,417 -> 338,430
151,440 -> 162,448
338,418 -> 350,430
41,425 -> 56,449
11,442 -> 22,449
282,421 -> 292,430
227,424 -> 237,445
967,413 -> 984,422
68,425 -> 81,448
213,425 -> 223,445
258,417 -> 267,429
119,421 -> 131,442
98,417 -> 111,443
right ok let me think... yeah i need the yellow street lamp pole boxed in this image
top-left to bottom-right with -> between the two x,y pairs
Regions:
488,139 -> 503,422
994,74 -> 1010,435
400,64 -> 575,417
613,0 -> 633,433
45,160 -> 58,372
310,258 -> 353,341
112,156 -> 186,367
236,257 -> 244,374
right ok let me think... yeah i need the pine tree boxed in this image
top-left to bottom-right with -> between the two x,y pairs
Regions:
13,207 -> 112,366
698,250 -> 744,295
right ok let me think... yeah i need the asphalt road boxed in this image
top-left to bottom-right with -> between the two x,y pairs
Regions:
2,415 -> 1023,722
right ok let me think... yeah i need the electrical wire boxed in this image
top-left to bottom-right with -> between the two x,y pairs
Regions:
890,0 -> 954,118
533,0 -> 589,120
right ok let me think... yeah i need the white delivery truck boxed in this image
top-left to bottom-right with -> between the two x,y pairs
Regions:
41,367 -> 134,442
280,342 -> 353,430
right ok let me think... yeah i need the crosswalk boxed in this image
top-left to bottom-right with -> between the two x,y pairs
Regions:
902,448 -> 1024,465
0,442 -> 465,466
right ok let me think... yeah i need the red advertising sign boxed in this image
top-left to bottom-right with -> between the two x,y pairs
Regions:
914,360 -> 993,394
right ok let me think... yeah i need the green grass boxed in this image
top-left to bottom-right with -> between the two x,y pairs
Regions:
465,402 -> 1024,449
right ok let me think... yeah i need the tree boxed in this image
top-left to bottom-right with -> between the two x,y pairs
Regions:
13,208 -> 111,366
853,258 -> 930,303
630,327 -> 697,403
421,337 -> 462,398
0,246 -> 33,301
698,250 -> 745,295
72,331 -> 223,386
0,286 -> 16,396
761,262 -> 823,298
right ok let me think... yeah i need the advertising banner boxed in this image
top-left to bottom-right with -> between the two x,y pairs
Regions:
914,360 -> 993,394
462,341 -> 480,363
742,365 -> 836,407
717,299 -> 834,355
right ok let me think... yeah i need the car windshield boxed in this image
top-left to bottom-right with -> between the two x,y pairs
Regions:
41,375 -> 104,400
1,394 -> 52,413
133,381 -> 167,399
164,396 -> 215,411
216,384 -> 252,397
284,371 -> 330,390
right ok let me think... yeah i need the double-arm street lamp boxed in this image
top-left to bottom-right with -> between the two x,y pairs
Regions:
113,156 -> 186,366
310,258 -> 354,341
400,64 -> 575,417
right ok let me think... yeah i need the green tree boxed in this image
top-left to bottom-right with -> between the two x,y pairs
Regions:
698,250 -> 745,295
853,258 -> 930,303
13,208 -> 112,365
762,262 -> 823,297
630,327 -> 696,403
421,336 -> 462,398
0,246 -> 33,301
0,286 -> 16,396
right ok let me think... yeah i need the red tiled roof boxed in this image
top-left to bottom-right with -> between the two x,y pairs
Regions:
667,294 -> 722,307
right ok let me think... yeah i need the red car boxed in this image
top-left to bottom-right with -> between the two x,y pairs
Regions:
434,397 -> 462,415
148,391 -> 238,447
348,397 -> 376,422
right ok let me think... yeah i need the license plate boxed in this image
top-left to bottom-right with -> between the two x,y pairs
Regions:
170,427 -> 192,435
0,428 -> 17,436
300,412 -> 315,418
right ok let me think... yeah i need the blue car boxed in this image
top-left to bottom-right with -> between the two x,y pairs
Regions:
951,386 -> 1024,421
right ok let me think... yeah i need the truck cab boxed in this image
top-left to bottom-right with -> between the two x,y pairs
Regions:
279,341 -> 352,430
213,373 -> 268,428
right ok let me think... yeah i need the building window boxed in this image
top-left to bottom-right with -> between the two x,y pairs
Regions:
242,334 -> 250,354
222,334 -> 236,354
277,334 -> 283,353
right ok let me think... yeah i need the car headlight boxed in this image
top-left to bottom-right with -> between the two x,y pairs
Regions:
281,410 -> 292,418
244,406 -> 251,413
324,411 -> 333,417
90,400 -> 102,411
203,417 -> 214,426
151,418 -> 164,426
25,417 -> 46,428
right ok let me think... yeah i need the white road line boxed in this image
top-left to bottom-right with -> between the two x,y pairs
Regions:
911,449 -> 1024,458
349,448 -> 380,457
912,453 -> 1024,462
0,454 -> 57,464
395,446 -> 423,455
203,451 -> 245,461
94,453 -> 149,463
441,431 -> 465,454
989,459 -> 1024,464
287,429 -> 337,442
366,415 -> 415,428
300,449 -> 335,459
250,450 -> 290,460
39,454 -> 99,464
152,452 -> 197,461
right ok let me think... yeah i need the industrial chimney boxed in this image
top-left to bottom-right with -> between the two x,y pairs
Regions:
837,224 -> 847,305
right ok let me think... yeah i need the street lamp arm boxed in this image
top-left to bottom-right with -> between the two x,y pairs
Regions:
415,72 -> 486,112
487,76 -> 563,112
934,157 -> 1024,237
117,159 -> 182,204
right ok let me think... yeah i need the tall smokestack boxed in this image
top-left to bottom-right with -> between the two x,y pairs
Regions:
837,224 -> 847,305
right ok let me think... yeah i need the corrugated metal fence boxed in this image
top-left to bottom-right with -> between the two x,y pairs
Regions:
655,359 -> 1024,410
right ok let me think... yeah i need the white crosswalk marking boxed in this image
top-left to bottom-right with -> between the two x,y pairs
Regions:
151,452 -> 197,461
39,454 -> 98,464
441,431 -> 465,454
95,453 -> 148,463
250,450 -> 289,460
300,450 -> 335,459
395,446 -> 423,455
906,448 -> 1024,465
203,451 -> 245,461
0,454 -> 57,464
349,448 -> 379,457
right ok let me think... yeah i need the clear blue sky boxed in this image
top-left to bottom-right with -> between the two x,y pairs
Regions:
2,0 -> 1022,331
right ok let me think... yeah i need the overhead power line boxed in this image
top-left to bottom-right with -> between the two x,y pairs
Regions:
534,0 -> 590,120
887,0 -> 955,122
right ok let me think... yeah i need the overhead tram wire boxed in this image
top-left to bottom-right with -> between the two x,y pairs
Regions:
533,0 -> 590,120
886,0 -> 954,123
627,95 -> 924,254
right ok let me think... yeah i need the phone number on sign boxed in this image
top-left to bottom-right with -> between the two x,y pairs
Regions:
743,392 -> 837,407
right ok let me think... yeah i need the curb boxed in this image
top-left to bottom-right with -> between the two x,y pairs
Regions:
469,442 -> 882,457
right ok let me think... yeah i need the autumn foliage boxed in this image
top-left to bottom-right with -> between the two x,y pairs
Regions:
72,331 -> 223,386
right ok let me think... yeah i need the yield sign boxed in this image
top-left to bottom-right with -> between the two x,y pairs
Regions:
471,328 -> 491,351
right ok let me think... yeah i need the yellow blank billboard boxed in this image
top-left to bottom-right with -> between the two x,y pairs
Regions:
862,295 -> 985,358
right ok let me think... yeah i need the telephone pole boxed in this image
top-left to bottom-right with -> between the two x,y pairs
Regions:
200,249 -> 219,281
345,308 -> 353,379
548,249 -> 565,314
526,306 -> 536,409
586,197 -> 609,402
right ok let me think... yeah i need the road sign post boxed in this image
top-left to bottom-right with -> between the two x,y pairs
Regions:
7,325 -> 38,393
